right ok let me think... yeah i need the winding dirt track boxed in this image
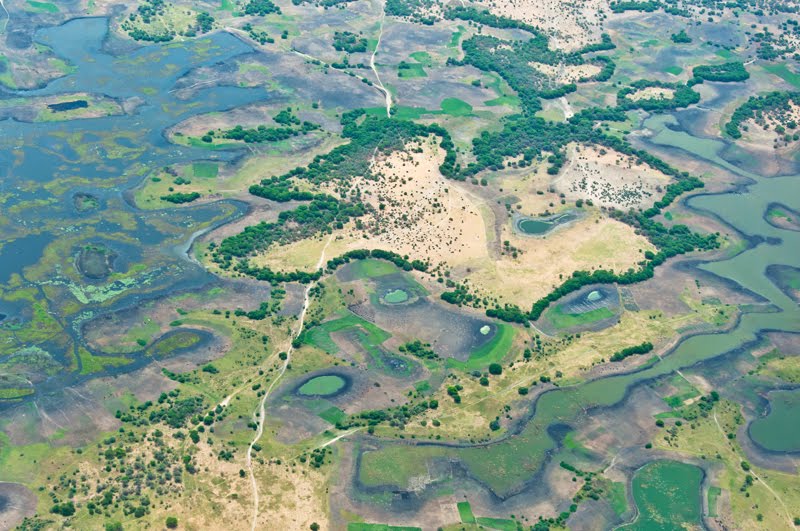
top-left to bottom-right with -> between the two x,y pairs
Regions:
370,0 -> 392,117
712,412 -> 794,528
246,234 -> 333,531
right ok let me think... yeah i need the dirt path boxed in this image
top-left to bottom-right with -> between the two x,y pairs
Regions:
557,96 -> 574,119
712,412 -> 794,528
223,24 -> 389,112
246,234 -> 334,531
317,427 -> 362,449
370,0 -> 392,117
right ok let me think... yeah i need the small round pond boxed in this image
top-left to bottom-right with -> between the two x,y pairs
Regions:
383,289 -> 409,304
298,375 -> 347,396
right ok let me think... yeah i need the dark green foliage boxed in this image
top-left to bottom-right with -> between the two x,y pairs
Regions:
332,31 -> 368,53
195,12 -> 214,33
610,1 -> 662,13
166,516 -> 178,528
610,342 -> 654,362
671,29 -> 692,43
50,502 -> 76,517
273,109 -> 300,126
214,111 -> 455,271
445,6 -> 541,35
160,192 -> 200,204
691,62 -> 749,83
336,399 -> 440,430
617,80 -> 700,112
249,178 -> 318,202
385,0 -> 437,24
576,33 -> 616,54
117,395 -> 207,429
399,340 -> 438,359
221,125 -> 297,143
725,91 -> 800,139
487,304 -> 528,323
244,0 -> 281,15
488,363 -> 502,375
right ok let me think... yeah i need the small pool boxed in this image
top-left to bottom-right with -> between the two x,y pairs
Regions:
383,289 -> 409,304
298,375 -> 347,396
515,212 -> 579,236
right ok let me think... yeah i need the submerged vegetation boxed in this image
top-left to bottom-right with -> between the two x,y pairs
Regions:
2,0 -> 800,529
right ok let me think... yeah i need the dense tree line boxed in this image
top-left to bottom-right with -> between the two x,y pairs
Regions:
244,0 -> 281,15
690,61 -> 750,84
445,6 -> 542,35
161,192 -> 200,204
725,91 -> 800,138
332,31 -> 368,53
671,29 -> 692,43
399,340 -> 438,359
219,124 -> 301,143
610,341 -> 653,361
214,196 -> 366,267
617,80 -> 700,112
610,1 -> 662,13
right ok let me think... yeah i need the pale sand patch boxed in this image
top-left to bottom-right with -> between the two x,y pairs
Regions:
553,143 -> 673,209
738,102 -> 800,154
253,139 -> 652,311
626,86 -> 676,102
530,62 -> 601,84
462,212 -> 654,307
478,0 -> 606,51
253,136 -> 489,271
254,462 -> 328,530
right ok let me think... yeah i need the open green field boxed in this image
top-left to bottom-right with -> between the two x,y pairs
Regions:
192,162 -> 219,178
383,289 -> 409,303
619,460 -> 703,530
707,486 -> 721,518
663,373 -> 700,409
457,501 -> 476,523
763,63 -> 800,89
546,304 -> 614,329
359,445 -> 443,487
475,517 -> 517,531
347,259 -> 399,279
446,323 -> 514,371
398,62 -> 427,78
298,375 -> 346,396
26,0 -> 59,13
304,312 -> 392,362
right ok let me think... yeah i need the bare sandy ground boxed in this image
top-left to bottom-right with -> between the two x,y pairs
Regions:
478,0 -> 606,51
254,136 -> 488,271
530,62 -> 601,83
553,143 -> 673,209
737,102 -> 800,155
466,212 -> 653,306
253,138 -> 653,308
627,86 -> 675,102
253,461 -> 328,530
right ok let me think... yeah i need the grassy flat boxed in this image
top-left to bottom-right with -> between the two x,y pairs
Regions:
298,375 -> 346,396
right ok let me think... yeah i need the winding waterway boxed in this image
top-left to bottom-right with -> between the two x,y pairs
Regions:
354,95 -> 800,502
